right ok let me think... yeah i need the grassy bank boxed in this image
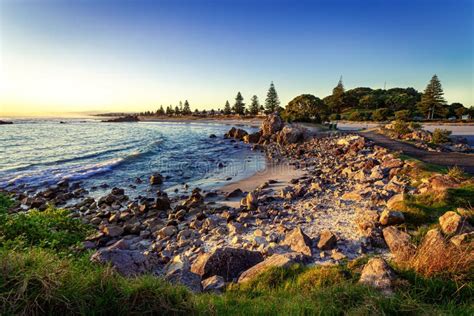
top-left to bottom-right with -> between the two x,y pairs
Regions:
1,247 -> 473,315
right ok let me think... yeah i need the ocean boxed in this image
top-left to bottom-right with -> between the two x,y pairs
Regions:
0,118 -> 266,198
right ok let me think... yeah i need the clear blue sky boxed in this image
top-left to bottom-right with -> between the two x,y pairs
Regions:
1,0 -> 472,115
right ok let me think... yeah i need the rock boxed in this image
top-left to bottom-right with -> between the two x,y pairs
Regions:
382,226 -> 416,264
150,173 -> 163,185
243,131 -> 261,144
165,269 -> 202,293
183,189 -> 203,208
317,230 -> 337,250
190,247 -> 264,281
260,113 -> 284,137
429,175 -> 460,192
238,252 -> 306,283
276,126 -> 306,145
102,115 -> 139,123
379,210 -> 405,226
155,196 -> 171,210
103,225 -> 124,237
242,191 -> 258,210
281,227 -> 313,256
386,193 -> 404,210
159,226 -> 177,238
91,248 -> 158,276
209,134 -> 217,138
201,275 -> 226,292
0,120 -> 13,125
439,211 -> 473,235
341,191 -> 364,201
359,258 -> 397,295
227,222 -> 244,234
225,188 -> 243,199
225,127 -> 248,140
450,232 -> 474,247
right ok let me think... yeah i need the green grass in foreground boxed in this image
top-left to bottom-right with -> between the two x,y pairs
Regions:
0,194 -> 473,315
1,247 -> 473,315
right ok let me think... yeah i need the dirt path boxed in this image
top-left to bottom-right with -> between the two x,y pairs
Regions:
357,131 -> 474,174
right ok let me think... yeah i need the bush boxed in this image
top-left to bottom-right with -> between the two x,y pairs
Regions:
372,108 -> 391,121
432,128 -> 452,144
392,120 -> 411,135
348,111 -> 363,121
0,197 -> 92,251
329,113 -> 341,121
395,110 -> 411,121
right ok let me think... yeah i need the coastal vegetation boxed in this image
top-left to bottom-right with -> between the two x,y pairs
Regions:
137,76 -> 473,123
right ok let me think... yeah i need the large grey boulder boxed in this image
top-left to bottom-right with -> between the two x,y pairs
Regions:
190,247 -> 263,281
91,248 -> 158,276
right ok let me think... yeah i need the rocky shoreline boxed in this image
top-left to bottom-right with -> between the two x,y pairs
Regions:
1,114 -> 472,294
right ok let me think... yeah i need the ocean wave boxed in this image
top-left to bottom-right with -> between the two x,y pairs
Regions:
0,149 -> 146,189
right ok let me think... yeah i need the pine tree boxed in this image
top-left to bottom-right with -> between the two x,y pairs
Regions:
183,100 -> 191,115
223,100 -> 232,115
418,75 -> 447,120
166,105 -> 174,116
157,105 -> 165,116
233,92 -> 245,115
249,95 -> 260,115
328,77 -> 345,113
174,106 -> 180,115
265,81 -> 280,113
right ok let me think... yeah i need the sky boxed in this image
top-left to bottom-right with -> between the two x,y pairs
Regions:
0,0 -> 472,116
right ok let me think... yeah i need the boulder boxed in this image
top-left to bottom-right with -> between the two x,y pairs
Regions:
359,257 -> 397,295
317,230 -> 337,250
382,226 -> 416,263
150,173 -> 163,185
90,248 -> 158,276
439,211 -> 473,235
281,227 -> 313,256
234,128 -> 248,140
379,210 -> 405,226
238,252 -> 306,283
103,225 -> 124,238
201,275 -> 226,292
191,247 -> 264,281
276,126 -> 306,145
386,193 -> 405,210
243,131 -> 261,144
241,191 -> 258,210
260,113 -> 284,137
165,269 -> 202,293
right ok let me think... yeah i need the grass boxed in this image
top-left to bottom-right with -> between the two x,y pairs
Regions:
1,248 -> 472,315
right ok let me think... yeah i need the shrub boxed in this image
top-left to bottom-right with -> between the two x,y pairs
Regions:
0,201 -> 92,251
329,113 -> 341,121
447,166 -> 465,179
395,110 -> 411,121
432,128 -> 452,144
392,120 -> 410,135
372,108 -> 390,121
348,111 -> 363,121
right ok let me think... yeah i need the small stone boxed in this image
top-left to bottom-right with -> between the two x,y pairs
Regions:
379,210 -> 405,226
317,230 -> 337,250
202,275 -> 226,292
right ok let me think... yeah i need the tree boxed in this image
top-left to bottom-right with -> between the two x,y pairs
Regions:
326,77 -> 345,113
417,75 -> 447,119
182,100 -> 191,115
157,105 -> 165,116
372,108 -> 391,121
249,95 -> 260,115
265,81 -> 280,113
223,100 -> 232,115
166,105 -> 174,116
174,106 -> 180,115
233,92 -> 245,115
283,94 -> 328,123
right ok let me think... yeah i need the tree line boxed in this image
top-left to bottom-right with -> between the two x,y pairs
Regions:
140,75 -> 472,122
284,75 -> 472,123
139,82 -> 281,117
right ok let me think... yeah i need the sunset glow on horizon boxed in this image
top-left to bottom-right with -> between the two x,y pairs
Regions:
1,0 -> 472,116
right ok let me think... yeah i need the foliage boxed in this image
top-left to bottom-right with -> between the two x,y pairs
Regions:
249,95 -> 260,115
447,166 -> 466,179
0,198 -> 91,251
325,77 -> 345,113
417,74 -> 447,119
395,109 -> 411,121
233,92 -> 245,115
392,120 -> 411,135
265,81 -> 280,113
223,100 -> 231,115
284,94 -> 327,123
372,107 -> 391,121
432,128 -> 452,144
182,100 -> 191,115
